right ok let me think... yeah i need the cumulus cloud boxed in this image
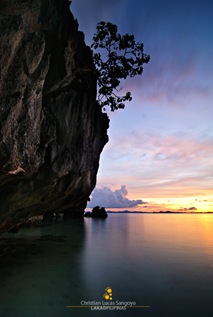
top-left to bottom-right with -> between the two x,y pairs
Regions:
88,185 -> 145,208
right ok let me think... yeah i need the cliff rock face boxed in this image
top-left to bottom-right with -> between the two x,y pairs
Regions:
0,0 -> 109,233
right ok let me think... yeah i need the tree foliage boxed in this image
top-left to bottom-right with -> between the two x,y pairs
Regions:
91,21 -> 150,111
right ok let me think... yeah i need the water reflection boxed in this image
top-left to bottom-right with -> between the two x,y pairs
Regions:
0,214 -> 213,317
82,214 -> 213,317
0,218 -> 86,317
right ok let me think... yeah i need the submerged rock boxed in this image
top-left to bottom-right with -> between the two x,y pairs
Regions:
0,0 -> 109,233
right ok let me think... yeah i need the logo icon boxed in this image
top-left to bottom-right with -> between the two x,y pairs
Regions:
103,287 -> 113,301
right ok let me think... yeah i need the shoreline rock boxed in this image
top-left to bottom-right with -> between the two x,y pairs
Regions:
84,206 -> 108,219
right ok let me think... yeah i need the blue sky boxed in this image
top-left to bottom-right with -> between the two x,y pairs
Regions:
71,0 -> 213,212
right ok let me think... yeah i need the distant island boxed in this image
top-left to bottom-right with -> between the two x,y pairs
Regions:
106,210 -> 213,214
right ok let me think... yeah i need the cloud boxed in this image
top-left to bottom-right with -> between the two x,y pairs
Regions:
98,129 -> 213,191
88,185 -> 145,208
183,207 -> 197,211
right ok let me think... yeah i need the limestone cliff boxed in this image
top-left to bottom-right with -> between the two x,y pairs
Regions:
0,0 -> 109,233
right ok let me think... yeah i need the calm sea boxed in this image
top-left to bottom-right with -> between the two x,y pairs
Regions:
0,214 -> 213,317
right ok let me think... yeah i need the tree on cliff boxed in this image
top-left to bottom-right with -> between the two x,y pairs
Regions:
92,21 -> 150,111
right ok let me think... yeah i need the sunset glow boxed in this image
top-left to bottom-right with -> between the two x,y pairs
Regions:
72,0 -> 213,213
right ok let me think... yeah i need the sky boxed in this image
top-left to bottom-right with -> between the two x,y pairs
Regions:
71,0 -> 213,212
